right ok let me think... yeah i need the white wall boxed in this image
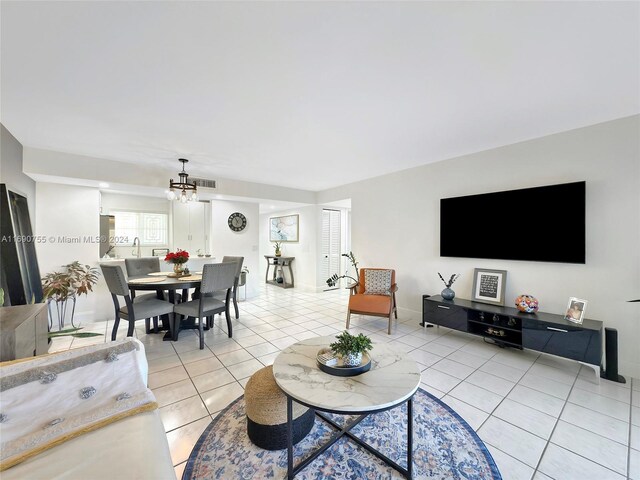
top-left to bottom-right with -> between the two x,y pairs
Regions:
210,200 -> 260,298
0,124 -> 35,216
259,206 -> 320,292
318,116 -> 640,377
34,183 -> 107,324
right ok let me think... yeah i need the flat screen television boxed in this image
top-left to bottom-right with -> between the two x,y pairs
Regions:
440,181 -> 586,264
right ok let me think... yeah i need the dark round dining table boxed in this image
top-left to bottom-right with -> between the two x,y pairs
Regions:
128,274 -> 202,341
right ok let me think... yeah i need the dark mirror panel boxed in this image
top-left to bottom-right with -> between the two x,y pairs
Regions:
0,184 -> 43,304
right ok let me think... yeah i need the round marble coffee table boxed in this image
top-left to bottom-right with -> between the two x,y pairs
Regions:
272,336 -> 421,479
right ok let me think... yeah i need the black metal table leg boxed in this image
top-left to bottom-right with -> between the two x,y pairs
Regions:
287,396 -> 293,479
407,397 -> 413,479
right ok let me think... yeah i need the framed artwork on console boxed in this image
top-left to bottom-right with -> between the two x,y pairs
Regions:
472,268 -> 507,306
564,297 -> 587,324
269,214 -> 299,242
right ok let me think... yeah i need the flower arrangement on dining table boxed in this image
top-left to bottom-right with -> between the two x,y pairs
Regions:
165,249 -> 190,274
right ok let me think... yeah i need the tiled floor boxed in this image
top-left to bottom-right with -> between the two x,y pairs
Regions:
51,286 -> 639,480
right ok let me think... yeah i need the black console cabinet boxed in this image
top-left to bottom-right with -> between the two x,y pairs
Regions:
422,295 -> 603,366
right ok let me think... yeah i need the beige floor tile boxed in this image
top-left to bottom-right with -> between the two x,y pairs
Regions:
148,365 -> 190,389
183,356 -> 224,377
216,348 -> 254,366
160,396 -> 209,433
227,358 -> 264,381
153,379 -> 198,407
201,382 -> 244,414
191,368 -> 236,393
166,417 -> 211,466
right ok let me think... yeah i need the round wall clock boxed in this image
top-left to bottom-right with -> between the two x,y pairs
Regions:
228,212 -> 247,232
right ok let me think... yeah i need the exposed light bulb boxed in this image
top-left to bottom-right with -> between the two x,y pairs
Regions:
167,189 -> 176,201
180,192 -> 188,203
191,191 -> 198,201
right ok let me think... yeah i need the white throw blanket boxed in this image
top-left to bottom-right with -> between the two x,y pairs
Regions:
0,338 -> 157,470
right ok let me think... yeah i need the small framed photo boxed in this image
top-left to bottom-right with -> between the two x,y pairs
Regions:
472,268 -> 508,306
564,297 -> 587,324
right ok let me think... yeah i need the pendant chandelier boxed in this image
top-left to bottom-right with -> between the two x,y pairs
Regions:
167,158 -> 197,203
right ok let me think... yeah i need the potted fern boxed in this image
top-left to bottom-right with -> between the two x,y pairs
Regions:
330,331 -> 373,367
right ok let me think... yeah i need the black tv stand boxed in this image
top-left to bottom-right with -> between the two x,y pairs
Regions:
422,295 -> 603,373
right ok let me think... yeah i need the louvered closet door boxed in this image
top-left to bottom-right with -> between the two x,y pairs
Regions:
321,209 -> 341,284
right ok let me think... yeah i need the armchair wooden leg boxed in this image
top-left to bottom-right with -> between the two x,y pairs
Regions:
388,312 -> 393,335
145,317 -> 151,334
393,293 -> 398,319
153,316 -> 159,333
346,311 -> 351,330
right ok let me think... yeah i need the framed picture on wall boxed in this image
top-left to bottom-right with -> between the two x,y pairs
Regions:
269,214 -> 299,242
471,268 -> 507,306
564,297 -> 587,324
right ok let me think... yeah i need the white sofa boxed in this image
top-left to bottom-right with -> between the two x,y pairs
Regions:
1,339 -> 175,480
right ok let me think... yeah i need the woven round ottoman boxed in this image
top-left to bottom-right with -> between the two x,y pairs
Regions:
245,365 -> 315,450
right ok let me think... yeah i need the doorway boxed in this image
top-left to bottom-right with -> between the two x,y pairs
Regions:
321,209 -> 341,289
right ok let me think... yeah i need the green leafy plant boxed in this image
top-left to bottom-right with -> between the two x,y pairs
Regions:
326,251 -> 359,288
273,241 -> 282,255
0,287 -> 4,306
330,331 -> 373,356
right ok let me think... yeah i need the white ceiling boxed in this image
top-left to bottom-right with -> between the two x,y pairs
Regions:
1,2 -> 638,191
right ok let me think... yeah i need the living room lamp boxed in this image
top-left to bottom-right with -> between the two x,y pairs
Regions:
167,158 -> 198,202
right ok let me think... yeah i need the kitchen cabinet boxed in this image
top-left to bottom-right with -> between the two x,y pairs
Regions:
172,201 -> 210,254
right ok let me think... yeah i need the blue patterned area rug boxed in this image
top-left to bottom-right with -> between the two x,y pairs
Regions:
183,388 -> 501,479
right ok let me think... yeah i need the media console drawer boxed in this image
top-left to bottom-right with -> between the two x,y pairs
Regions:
422,298 -> 467,331
522,318 -> 601,365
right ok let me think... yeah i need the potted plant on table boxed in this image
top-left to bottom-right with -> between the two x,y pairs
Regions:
330,331 -> 373,367
165,249 -> 190,275
273,241 -> 282,257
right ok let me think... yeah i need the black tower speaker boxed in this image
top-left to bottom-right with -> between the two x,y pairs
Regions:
600,327 -> 626,383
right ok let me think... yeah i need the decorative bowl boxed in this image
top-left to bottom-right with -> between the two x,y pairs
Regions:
316,348 -> 371,377
515,294 -> 539,313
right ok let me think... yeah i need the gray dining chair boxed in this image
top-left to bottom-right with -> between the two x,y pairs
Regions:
125,257 -> 161,302
218,256 -> 244,319
173,262 -> 237,349
101,264 -> 175,341
125,256 -> 181,305
125,257 -> 161,276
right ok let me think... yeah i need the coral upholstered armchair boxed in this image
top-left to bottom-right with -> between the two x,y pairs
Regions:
346,268 -> 398,334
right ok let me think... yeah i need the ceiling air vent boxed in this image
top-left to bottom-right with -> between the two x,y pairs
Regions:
191,178 -> 217,189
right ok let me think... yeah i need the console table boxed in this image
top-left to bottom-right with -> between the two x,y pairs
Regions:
0,303 -> 49,361
422,295 -> 602,374
264,256 -> 295,289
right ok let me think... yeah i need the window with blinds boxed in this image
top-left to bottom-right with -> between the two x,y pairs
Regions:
112,211 -> 168,246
